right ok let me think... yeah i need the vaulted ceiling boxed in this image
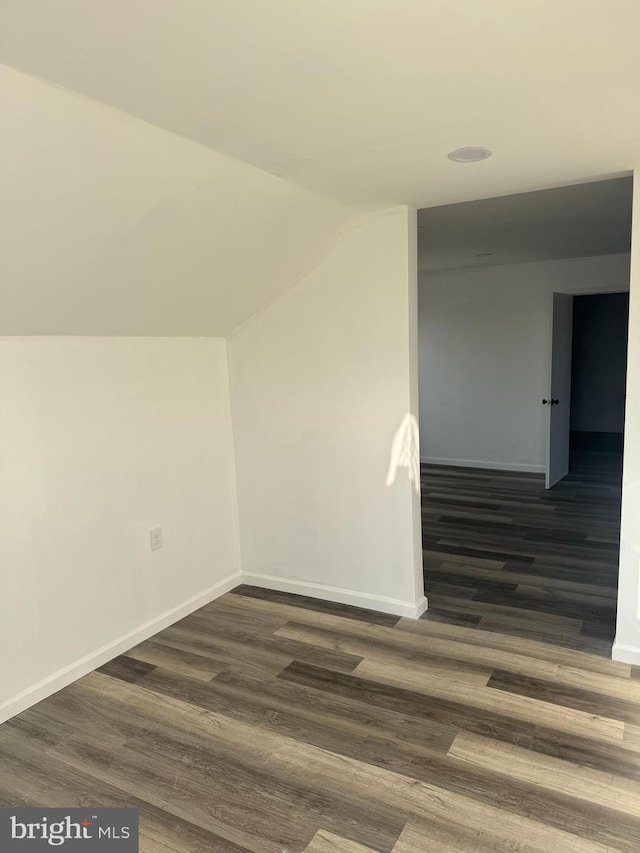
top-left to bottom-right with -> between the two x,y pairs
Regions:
3,0 -> 640,209
2,1 -> 640,333
0,66 -> 356,335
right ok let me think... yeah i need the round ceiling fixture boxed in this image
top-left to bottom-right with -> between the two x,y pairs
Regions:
447,146 -> 492,163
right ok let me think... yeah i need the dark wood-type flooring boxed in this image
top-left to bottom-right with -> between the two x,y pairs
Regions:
421,449 -> 623,656
3,578 -> 640,851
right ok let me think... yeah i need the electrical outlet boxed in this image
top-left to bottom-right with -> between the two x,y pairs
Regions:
150,527 -> 163,551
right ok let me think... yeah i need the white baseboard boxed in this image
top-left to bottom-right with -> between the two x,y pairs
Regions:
0,568 -> 428,724
612,641 -> 640,666
242,572 -> 428,619
0,570 -> 242,725
421,456 -> 545,474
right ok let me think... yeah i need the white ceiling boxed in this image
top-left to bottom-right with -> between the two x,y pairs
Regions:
2,0 -> 640,210
417,177 -> 633,272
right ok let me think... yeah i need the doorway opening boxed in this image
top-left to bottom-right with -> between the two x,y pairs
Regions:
546,290 -> 629,488
569,291 -> 629,472
417,176 -> 632,655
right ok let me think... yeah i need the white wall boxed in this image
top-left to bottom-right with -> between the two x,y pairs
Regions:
0,337 -> 241,721
614,172 -> 640,664
228,207 -> 425,617
418,253 -> 631,472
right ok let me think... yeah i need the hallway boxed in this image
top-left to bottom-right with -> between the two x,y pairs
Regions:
421,451 -> 622,656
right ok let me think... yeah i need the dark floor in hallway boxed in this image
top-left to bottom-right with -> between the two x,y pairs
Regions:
421,449 -> 622,656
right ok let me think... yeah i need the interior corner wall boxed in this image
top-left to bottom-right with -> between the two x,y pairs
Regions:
0,337 -> 241,722
418,253 -> 631,473
227,206 -> 425,618
614,171 -> 640,664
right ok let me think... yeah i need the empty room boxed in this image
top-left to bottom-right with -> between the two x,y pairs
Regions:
2,2 -> 640,852
418,178 -> 632,654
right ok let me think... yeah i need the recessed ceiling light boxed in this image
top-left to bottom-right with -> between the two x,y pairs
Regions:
448,147 -> 492,163
476,252 -> 493,257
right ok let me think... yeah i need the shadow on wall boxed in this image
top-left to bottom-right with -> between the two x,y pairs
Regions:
386,414 -> 420,495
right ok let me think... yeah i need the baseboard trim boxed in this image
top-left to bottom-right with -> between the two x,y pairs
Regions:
612,641 -> 640,666
0,570 -> 242,725
421,456 -> 545,474
1,568 -> 428,724
242,572 -> 428,619
413,595 -> 429,619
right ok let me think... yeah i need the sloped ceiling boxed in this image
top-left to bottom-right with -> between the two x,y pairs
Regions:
2,0 -> 640,209
0,66 -> 357,335
3,1 -> 640,334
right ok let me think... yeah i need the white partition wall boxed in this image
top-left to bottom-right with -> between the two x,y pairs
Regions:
614,172 -> 640,664
228,206 -> 426,618
0,337 -> 241,721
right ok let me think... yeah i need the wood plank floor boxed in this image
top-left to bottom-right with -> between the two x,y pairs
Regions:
3,583 -> 640,852
421,449 -> 622,656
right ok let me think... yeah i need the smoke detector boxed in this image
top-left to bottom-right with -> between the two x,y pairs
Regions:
447,147 -> 492,162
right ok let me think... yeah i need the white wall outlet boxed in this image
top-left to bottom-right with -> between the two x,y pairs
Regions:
150,526 -> 163,551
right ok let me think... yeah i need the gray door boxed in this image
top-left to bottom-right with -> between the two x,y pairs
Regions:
546,292 -> 574,489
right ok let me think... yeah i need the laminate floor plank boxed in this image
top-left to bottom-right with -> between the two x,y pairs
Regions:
623,724 -> 640,752
513,582 -> 617,608
218,591 -> 398,636
0,724 -> 253,853
422,451 -> 621,655
126,638 -> 227,681
391,821 -> 490,853
527,726 -> 640,782
139,665 -> 458,774
543,663 -> 640,703
278,659 -> 540,749
391,816 -> 591,853
394,617 -> 631,676
233,584 -> 400,628
472,586 -> 615,623
150,623 -> 296,676
449,731 -> 640,819
353,658 -> 623,744
266,728 -> 616,853
416,607 -> 482,627
2,581 -> 638,851
50,673 -> 404,853
475,619 -> 613,657
180,611 -> 365,674
274,621 -> 493,685
279,616 -> 638,701
420,593 -> 586,635
487,668 -> 640,724
430,533 -> 618,568
304,831 -> 380,852
502,558 -> 618,588
96,655 -> 157,684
